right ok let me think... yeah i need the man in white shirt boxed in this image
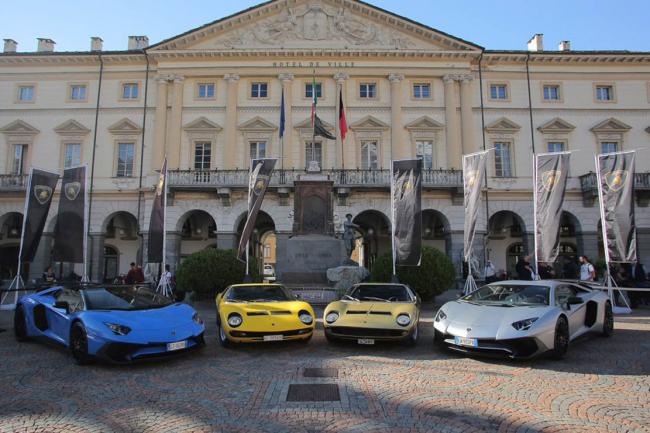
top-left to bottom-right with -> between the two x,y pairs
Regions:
579,256 -> 596,281
484,260 -> 497,283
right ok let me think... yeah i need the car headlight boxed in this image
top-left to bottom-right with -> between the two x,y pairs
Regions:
325,311 -> 339,324
104,322 -> 131,336
227,313 -> 243,328
298,310 -> 313,325
396,314 -> 411,327
435,309 -> 447,322
192,312 -> 203,325
511,317 -> 539,331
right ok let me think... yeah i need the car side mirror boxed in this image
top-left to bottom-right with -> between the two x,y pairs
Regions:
567,296 -> 583,307
54,301 -> 70,314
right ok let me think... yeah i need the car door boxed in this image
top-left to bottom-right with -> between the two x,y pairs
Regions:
554,284 -> 587,339
45,288 -> 82,345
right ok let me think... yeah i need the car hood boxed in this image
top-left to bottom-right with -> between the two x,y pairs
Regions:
223,300 -> 313,314
84,303 -> 197,330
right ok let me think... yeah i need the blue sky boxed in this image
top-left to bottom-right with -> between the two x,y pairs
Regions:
3,0 -> 649,52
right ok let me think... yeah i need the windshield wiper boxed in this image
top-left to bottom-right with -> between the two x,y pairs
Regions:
227,299 -> 248,303
342,295 -> 360,302
363,296 -> 391,303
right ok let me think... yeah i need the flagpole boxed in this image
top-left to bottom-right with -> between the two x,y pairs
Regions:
532,153 -> 540,279
81,164 -> 90,283
311,69 -> 316,171
244,158 -> 252,282
390,160 -> 397,281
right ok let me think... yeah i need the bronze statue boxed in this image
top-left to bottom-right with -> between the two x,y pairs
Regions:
342,213 -> 360,258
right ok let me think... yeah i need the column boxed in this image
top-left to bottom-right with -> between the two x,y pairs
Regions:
389,73 -> 405,160
580,232 -> 600,262
224,74 -> 240,169
459,74 -> 477,154
29,233 -> 53,281
334,72 -> 349,169
167,75 -> 185,169
89,233 -> 105,282
216,232 -> 237,250
443,75 -> 461,170
278,73 -> 294,170
165,232 -> 182,271
450,231 -> 464,288
152,76 -> 169,170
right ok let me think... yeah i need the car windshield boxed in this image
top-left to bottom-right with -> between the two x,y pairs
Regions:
462,284 -> 550,307
226,285 -> 292,302
348,284 -> 412,302
84,286 -> 174,311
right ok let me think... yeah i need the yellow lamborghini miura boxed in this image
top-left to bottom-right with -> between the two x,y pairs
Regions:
215,284 -> 315,347
323,283 -> 421,346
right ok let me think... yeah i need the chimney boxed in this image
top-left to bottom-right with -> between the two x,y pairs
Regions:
558,40 -> 571,52
128,35 -> 149,50
527,34 -> 544,52
37,38 -> 56,52
3,39 -> 18,53
90,37 -> 103,51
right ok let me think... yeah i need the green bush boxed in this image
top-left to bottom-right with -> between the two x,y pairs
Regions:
175,248 -> 259,298
370,246 -> 456,301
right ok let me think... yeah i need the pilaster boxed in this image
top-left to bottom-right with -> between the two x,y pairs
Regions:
165,232 -> 182,271
224,74 -> 240,169
167,75 -> 185,169
443,75 -> 461,170
389,73 -> 405,160
459,74 -> 477,154
279,73 -> 294,170
89,233 -> 105,283
152,76 -> 169,170
334,72 -> 349,169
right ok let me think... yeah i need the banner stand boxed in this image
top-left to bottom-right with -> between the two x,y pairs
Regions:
0,275 -> 25,311
463,261 -> 478,295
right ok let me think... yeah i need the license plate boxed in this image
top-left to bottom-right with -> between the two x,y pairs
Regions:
454,336 -> 478,347
263,335 -> 283,341
358,339 -> 375,345
167,340 -> 187,351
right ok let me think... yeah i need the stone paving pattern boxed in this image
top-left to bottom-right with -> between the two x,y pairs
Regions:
0,304 -> 649,433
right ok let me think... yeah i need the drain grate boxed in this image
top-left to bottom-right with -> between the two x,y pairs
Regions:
286,384 -> 340,402
303,368 -> 338,378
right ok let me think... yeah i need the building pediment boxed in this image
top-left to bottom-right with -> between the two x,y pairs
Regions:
405,116 -> 444,131
485,117 -> 521,133
537,117 -> 576,134
591,118 -> 632,133
149,0 -> 481,53
108,118 -> 142,134
294,117 -> 334,131
183,117 -> 223,133
349,115 -> 389,131
54,119 -> 91,136
0,119 -> 40,136
238,116 -> 278,132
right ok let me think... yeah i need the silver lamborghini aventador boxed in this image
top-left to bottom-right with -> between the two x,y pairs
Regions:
433,280 -> 613,359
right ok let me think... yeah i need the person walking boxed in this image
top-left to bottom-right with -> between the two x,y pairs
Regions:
579,256 -> 596,282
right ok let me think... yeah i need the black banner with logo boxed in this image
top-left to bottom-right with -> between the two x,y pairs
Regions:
20,169 -> 59,262
535,153 -> 570,263
463,151 -> 488,263
53,166 -> 86,263
598,152 -> 636,262
238,159 -> 276,261
392,159 -> 422,266
148,158 -> 167,263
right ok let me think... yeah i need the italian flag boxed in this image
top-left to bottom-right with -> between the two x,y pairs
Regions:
311,75 -> 317,127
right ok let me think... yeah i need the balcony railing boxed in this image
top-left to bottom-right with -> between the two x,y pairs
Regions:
579,171 -> 650,193
167,169 -> 462,189
0,174 -> 28,191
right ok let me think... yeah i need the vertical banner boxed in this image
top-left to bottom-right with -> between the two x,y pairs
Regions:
392,159 -> 423,266
20,169 -> 59,262
597,151 -> 637,262
148,158 -> 167,263
53,166 -> 86,263
534,152 -> 570,263
462,151 -> 488,263
237,159 -> 276,260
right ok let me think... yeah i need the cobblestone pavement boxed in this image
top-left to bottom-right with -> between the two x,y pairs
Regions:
0,303 -> 649,433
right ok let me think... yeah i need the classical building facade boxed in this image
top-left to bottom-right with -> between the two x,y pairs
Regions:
1,0 -> 649,283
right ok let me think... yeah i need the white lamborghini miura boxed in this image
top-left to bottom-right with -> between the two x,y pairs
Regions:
433,280 -> 614,359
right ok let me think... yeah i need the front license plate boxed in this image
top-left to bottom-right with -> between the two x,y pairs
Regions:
167,340 -> 187,351
358,339 -> 375,345
454,336 -> 478,347
263,335 -> 283,341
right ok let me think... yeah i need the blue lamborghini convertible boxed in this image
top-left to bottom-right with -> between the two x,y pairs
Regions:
14,285 -> 205,364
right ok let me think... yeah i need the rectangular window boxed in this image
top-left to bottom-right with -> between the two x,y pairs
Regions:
194,142 -> 211,170
122,83 -> 138,99
601,142 -> 619,154
197,83 -> 215,99
543,85 -> 560,101
70,85 -> 87,101
305,141 -> 322,168
305,82 -> 322,98
12,144 -> 27,175
416,140 -> 434,169
596,85 -> 613,101
360,140 -> 379,170
494,142 -> 512,177
251,82 -> 268,98
18,85 -> 34,102
63,143 -> 81,168
413,83 -> 431,99
359,83 -> 377,99
116,142 -> 135,177
490,84 -> 508,100
250,141 -> 267,160
547,142 -> 565,153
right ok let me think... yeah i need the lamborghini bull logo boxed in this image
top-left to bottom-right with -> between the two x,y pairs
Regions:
253,176 -> 269,196
541,170 -> 562,192
605,170 -> 628,192
64,182 -> 81,201
465,170 -> 478,188
33,185 -> 53,205
155,173 -> 165,196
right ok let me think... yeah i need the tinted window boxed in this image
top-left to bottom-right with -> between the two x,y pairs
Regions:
84,286 -> 173,311
463,284 -> 550,306
349,285 -> 411,302
226,285 -> 292,302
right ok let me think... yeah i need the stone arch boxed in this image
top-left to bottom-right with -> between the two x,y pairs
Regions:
0,212 -> 24,279
235,210 -> 276,276
487,210 -> 528,273
422,209 -> 452,256
176,210 -> 218,259
352,210 -> 391,271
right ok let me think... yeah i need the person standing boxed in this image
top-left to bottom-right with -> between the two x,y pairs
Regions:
579,256 -> 596,282
42,266 -> 57,286
484,260 -> 497,283
563,258 -> 579,279
125,262 -> 145,284
516,255 -> 534,280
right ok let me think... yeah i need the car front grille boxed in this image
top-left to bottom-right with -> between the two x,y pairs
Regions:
327,326 -> 407,338
229,328 -> 312,338
346,311 -> 392,316
441,333 -> 539,358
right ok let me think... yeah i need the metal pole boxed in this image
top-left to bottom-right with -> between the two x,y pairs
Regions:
532,154 -> 540,278
136,51 -> 150,265
390,160 -> 397,280
81,165 -> 90,282
87,53 -> 104,282
478,52 -> 491,269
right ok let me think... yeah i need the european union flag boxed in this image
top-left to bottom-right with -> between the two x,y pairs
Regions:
279,89 -> 285,138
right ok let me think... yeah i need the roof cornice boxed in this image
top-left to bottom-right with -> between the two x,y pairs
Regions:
483,51 -> 650,64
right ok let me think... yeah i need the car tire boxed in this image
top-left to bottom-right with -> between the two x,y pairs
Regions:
70,322 -> 93,365
196,333 -> 206,348
433,329 -> 445,348
14,305 -> 28,342
405,323 -> 419,347
218,324 -> 232,348
602,301 -> 614,337
551,316 -> 569,360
